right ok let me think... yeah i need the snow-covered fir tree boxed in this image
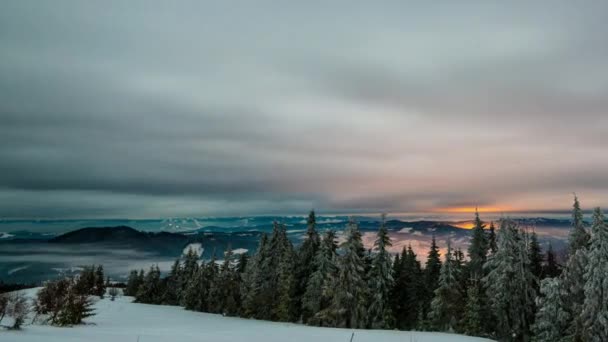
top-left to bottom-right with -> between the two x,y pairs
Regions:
367,213 -> 394,329
240,233 -> 269,318
569,195 -> 590,254
182,247 -> 200,279
329,218 -> 369,329
217,246 -> 240,316
302,229 -> 338,326
468,209 -> 489,280
488,221 -> 497,255
462,281 -> 483,336
182,261 -> 210,311
581,207 -> 608,342
542,243 -> 560,278
124,270 -> 142,296
528,231 -> 543,283
392,244 -> 423,330
94,265 -> 106,298
422,235 -> 442,322
429,239 -> 461,332
559,196 -> 590,340
295,210 -> 320,322
162,259 -> 182,305
483,219 -> 537,341
206,253 -> 222,313
275,240 -> 296,322
532,277 -> 570,341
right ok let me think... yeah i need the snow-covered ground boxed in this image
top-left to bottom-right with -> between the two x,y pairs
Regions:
2,289 -> 494,342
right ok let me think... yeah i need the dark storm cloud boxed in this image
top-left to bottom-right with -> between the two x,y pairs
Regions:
1,1 -> 608,218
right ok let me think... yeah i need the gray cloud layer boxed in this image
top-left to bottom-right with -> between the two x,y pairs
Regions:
1,2 -> 608,218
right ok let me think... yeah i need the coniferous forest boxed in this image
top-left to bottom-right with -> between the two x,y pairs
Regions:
120,197 -> 607,342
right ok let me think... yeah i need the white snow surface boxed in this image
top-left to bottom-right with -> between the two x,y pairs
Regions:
2,288 -> 494,342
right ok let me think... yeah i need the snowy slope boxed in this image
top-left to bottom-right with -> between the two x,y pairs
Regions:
3,289 -> 494,342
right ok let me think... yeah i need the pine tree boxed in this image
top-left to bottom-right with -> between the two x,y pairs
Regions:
124,270 -> 141,296
162,259 -> 181,305
329,218 -> 368,328
488,221 -> 497,255
392,245 -> 423,330
303,230 -> 338,326
275,241 -> 296,322
532,277 -> 569,341
569,195 -> 590,254
392,252 -> 401,282
559,196 -> 590,341
528,231 -> 544,283
74,266 -> 95,295
94,265 -> 106,298
182,261 -> 209,312
581,207 -> 608,342
136,265 -> 162,304
468,209 -> 488,280
367,213 -> 394,329
236,252 -> 249,274
295,210 -> 321,322
462,282 -> 483,336
180,247 -> 200,301
241,233 -> 272,319
452,247 -> 468,330
429,239 -> 461,332
542,243 -> 560,278
483,219 -> 537,341
206,253 -> 222,313
422,235 -> 442,320
219,246 -> 240,316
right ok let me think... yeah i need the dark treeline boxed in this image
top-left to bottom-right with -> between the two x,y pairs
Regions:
125,199 -> 608,342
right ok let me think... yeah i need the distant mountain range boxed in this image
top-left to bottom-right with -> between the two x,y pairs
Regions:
0,217 -> 574,284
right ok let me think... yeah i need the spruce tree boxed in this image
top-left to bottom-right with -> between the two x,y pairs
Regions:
182,261 -> 209,311
392,245 -> 423,330
559,196 -> 590,341
302,230 -> 338,326
581,207 -> 608,342
528,231 -> 544,283
569,195 -> 590,254
429,239 -> 461,332
295,210 -> 321,321
94,265 -> 106,298
532,277 -> 569,341
422,235 -> 442,320
488,221 -> 497,255
462,282 -> 483,336
219,246 -> 240,316
468,209 -> 488,280
162,259 -> 181,305
136,265 -> 162,304
236,252 -> 249,274
367,214 -> 394,329
124,270 -> 141,296
542,243 -> 560,278
241,233 -> 272,319
483,219 -> 537,341
275,241 -> 296,322
329,218 -> 368,328
206,253 -> 222,313
392,252 -> 401,282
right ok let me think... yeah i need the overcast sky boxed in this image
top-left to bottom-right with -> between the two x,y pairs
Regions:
1,2 -> 608,218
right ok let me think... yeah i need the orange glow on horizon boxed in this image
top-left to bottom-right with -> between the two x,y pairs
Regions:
436,206 -> 513,214
452,221 -> 475,229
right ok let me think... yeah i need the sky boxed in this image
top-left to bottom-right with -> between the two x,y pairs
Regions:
1,2 -> 608,218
